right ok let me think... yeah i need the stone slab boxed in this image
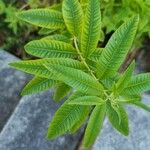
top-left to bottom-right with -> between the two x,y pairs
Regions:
0,91 -> 82,150
0,50 -> 30,131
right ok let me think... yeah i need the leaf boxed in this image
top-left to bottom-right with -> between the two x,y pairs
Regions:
25,40 -> 77,58
81,0 -> 101,57
38,28 -> 56,35
130,101 -> 150,112
53,83 -> 71,101
9,58 -> 85,78
115,61 -> 135,95
88,48 -> 104,61
47,102 -> 89,139
119,95 -> 141,103
45,64 -> 104,95
106,102 -> 129,136
122,73 -> 150,95
49,3 -> 62,12
69,93 -> 91,133
96,16 -> 139,79
17,9 -> 65,29
70,107 -> 90,133
68,95 -> 104,105
21,77 -> 57,95
62,0 -> 83,37
83,104 -> 106,148
41,34 -> 71,43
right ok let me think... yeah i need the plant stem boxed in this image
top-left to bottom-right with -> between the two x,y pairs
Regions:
74,37 -> 98,81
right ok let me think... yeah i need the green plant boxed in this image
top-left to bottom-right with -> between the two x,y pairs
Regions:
100,0 -> 150,47
10,0 -> 150,148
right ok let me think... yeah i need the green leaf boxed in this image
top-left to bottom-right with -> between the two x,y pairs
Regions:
119,95 -> 141,103
88,48 -> 104,61
38,28 -> 56,35
81,0 -> 101,57
96,16 -> 139,79
53,83 -> 71,101
9,58 -> 85,78
45,64 -> 104,95
69,93 -> 91,133
41,34 -> 71,43
106,102 -> 129,136
25,40 -> 77,58
62,0 -> 83,37
130,101 -> 150,112
70,107 -> 90,133
68,95 -> 104,105
49,3 -> 62,12
21,77 -> 57,95
17,9 -> 65,29
122,73 -> 150,95
115,61 -> 135,94
83,105 -> 106,148
47,102 -> 89,139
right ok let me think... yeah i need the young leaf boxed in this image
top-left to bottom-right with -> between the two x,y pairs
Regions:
96,16 -> 139,79
81,0 -> 101,57
83,104 -> 106,148
25,40 -> 77,58
17,9 -> 65,29
21,77 -> 57,95
68,95 -> 104,105
106,102 -> 129,136
115,61 -> 135,95
47,103 -> 89,139
45,64 -> 104,95
62,0 -> 83,37
122,73 -> 150,95
53,83 -> 71,101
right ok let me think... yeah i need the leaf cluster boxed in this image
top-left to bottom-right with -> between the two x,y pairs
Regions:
10,0 -> 150,148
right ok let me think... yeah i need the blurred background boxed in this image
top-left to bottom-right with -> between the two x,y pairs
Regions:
0,0 -> 150,150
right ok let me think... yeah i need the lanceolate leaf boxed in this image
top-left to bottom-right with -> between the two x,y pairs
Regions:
96,16 -> 139,79
47,102 -> 89,139
25,40 -> 77,58
83,105 -> 106,148
115,61 -> 135,95
21,77 -> 57,95
106,102 -> 129,136
17,9 -> 65,29
53,83 -> 71,101
9,58 -> 85,78
122,73 -> 150,95
62,0 -> 83,37
119,95 -> 141,103
45,64 -> 104,95
81,0 -> 101,57
130,101 -> 150,112
68,96 -> 104,105
70,108 -> 90,133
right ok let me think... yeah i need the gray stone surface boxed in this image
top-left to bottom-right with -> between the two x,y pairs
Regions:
92,94 -> 150,150
0,50 -> 30,131
0,91 -> 82,150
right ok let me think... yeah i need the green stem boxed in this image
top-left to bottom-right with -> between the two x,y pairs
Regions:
74,37 -> 98,81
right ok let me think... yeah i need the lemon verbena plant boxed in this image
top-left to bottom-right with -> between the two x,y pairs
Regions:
10,0 -> 150,148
